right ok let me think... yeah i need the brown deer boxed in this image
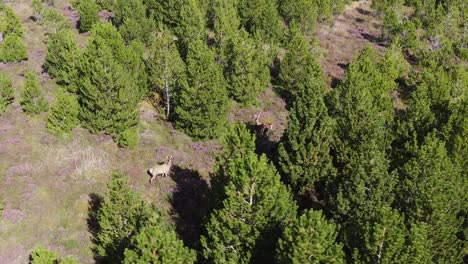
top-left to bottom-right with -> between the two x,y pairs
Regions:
148,155 -> 173,184
253,114 -> 273,137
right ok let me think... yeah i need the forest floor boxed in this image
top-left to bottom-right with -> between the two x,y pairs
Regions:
0,0 -> 384,263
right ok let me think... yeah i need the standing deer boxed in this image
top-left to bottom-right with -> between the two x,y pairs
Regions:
253,114 -> 273,137
148,155 -> 173,184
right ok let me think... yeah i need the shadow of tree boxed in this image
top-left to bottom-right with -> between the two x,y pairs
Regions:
169,166 -> 211,255
87,193 -> 104,263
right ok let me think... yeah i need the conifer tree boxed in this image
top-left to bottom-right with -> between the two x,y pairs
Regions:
276,209 -> 345,264
44,29 -> 80,92
0,72 -> 14,115
278,0 -> 318,34
378,37 -> 408,81
20,70 -> 48,114
47,89 -> 79,136
77,23 -> 140,139
123,212 -> 196,264
397,134 -> 464,263
209,0 -> 241,61
224,31 -> 269,105
173,40 -> 229,140
202,124 -> 297,263
30,247 -> 58,264
279,24 -> 323,95
406,222 -> 433,264
277,76 -> 336,201
112,0 -> 155,44
146,30 -> 185,119
0,4 -> 24,37
95,171 -> 153,263
0,35 -> 28,62
76,0 -> 99,32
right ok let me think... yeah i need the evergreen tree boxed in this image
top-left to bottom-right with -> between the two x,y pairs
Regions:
279,24 -> 323,96
397,134 -> 464,263
278,0 -> 318,34
0,71 -> 14,115
123,212 -> 196,264
77,0 -> 99,32
124,40 -> 149,100
112,0 -> 155,44
443,98 -> 467,172
277,76 -> 336,201
238,0 -> 284,44
47,89 -> 79,136
276,209 -> 344,264
224,31 -> 269,105
44,29 -> 80,92
0,35 -> 28,62
20,70 -> 48,114
202,125 -> 297,263
173,40 -> 229,140
30,247 -> 58,264
95,171 -> 153,263
0,5 -> 24,38
406,222 -> 433,264
378,37 -> 408,81
77,23 -> 140,138
146,30 -> 185,119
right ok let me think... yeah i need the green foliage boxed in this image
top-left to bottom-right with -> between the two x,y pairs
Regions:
379,37 -> 408,80
406,223 -> 433,264
0,35 -> 28,62
173,40 -> 229,140
0,71 -> 14,115
238,0 -> 284,44
77,23 -> 140,136
202,125 -> 297,263
44,29 -> 80,91
112,0 -> 156,44
115,126 -> 138,149
77,0 -> 99,32
30,247 -> 58,264
277,76 -> 336,198
209,0 -> 241,63
397,134 -> 464,263
123,212 -> 196,264
279,0 -> 318,34
95,171 -> 153,263
224,31 -> 269,105
146,30 -> 185,118
47,89 -> 79,136
279,24 -> 323,95
276,209 -> 345,264
42,8 -> 72,33
20,70 -> 48,114
0,4 -> 23,37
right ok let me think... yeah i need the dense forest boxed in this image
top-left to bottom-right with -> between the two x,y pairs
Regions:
0,0 -> 466,263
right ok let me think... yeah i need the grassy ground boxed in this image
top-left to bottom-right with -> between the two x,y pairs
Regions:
0,0 -> 385,262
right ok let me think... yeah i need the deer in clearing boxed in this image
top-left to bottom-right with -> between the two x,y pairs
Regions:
148,155 -> 173,184
253,114 -> 273,137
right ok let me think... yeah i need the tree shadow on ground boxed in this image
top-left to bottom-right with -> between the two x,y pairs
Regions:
245,122 -> 278,160
86,193 -> 104,263
169,166 -> 211,256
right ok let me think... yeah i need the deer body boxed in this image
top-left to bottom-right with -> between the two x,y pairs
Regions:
148,156 -> 173,184
254,114 -> 273,137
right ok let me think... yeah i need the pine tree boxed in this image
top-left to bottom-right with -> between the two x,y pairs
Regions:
0,72 -> 14,115
173,40 -> 229,140
279,24 -> 323,96
378,37 -> 409,81
277,76 -> 336,201
0,5 -> 24,38
77,0 -> 99,32
238,0 -> 284,44
397,134 -> 464,263
112,0 -> 156,44
95,171 -> 153,263
202,125 -> 297,263
77,23 -> 140,138
278,0 -> 318,34
406,222 -> 433,264
224,31 -> 269,105
30,247 -> 58,264
276,209 -> 345,264
123,212 -> 196,264
146,30 -> 185,119
20,70 -> 48,114
47,89 -> 79,136
44,29 -> 80,92
0,35 -> 28,62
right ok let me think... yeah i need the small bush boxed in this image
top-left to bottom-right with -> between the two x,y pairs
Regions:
47,89 -> 79,136
77,0 -> 99,32
20,70 -> 48,114
115,127 -> 139,149
30,247 -> 58,264
0,72 -> 14,115
0,35 -> 28,62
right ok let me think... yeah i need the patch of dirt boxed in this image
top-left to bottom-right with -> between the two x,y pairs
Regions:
59,5 -> 80,29
318,0 -> 386,84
